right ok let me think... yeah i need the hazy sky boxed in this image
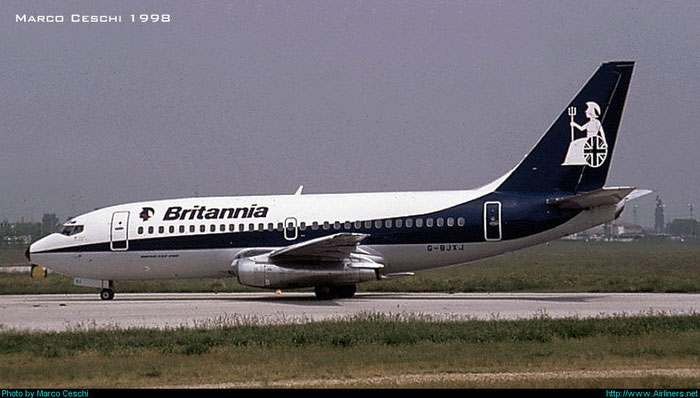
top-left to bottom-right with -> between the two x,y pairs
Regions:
1,1 -> 698,228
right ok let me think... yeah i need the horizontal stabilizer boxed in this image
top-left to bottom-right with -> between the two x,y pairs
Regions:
546,187 -> 650,209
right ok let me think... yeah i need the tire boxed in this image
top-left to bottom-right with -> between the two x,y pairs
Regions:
314,285 -> 334,300
314,285 -> 356,300
336,284 -> 356,299
100,289 -> 115,300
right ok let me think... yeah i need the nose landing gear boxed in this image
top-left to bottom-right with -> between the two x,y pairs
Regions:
100,288 -> 115,300
73,277 -> 115,300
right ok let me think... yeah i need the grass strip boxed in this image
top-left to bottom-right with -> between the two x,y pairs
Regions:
1,314 -> 699,388
2,313 -> 699,356
3,241 -> 699,294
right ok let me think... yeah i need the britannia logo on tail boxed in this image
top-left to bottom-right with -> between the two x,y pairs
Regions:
562,101 -> 607,168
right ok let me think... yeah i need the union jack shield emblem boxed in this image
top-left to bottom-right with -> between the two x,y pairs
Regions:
583,136 -> 607,168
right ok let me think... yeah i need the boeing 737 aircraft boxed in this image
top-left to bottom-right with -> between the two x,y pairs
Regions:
28,61 -> 649,300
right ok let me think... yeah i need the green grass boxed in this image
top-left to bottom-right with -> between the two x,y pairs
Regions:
1,314 -> 698,388
364,240 -> 700,293
0,248 -> 31,267
3,313 -> 699,354
2,240 -> 699,294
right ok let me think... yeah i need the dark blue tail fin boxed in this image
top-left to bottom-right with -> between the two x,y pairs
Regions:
497,61 -> 634,194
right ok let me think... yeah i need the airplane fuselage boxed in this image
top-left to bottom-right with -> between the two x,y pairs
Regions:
30,184 -> 616,281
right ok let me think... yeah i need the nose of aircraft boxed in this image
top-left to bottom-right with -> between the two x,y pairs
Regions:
25,246 -> 31,262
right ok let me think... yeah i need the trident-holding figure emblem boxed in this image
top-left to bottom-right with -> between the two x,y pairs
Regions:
562,101 -> 608,168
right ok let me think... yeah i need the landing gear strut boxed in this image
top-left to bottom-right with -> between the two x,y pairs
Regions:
314,284 -> 356,300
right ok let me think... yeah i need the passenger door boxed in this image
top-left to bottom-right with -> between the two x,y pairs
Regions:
483,202 -> 502,241
110,211 -> 130,251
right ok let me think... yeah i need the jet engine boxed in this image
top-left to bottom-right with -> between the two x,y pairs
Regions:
232,255 -> 379,290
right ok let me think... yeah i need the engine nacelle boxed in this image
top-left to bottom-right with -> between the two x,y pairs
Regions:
232,256 -> 379,289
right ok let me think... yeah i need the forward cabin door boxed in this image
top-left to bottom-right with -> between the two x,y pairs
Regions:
110,211 -> 130,251
484,202 -> 502,241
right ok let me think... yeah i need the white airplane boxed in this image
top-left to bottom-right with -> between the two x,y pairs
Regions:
28,61 -> 649,300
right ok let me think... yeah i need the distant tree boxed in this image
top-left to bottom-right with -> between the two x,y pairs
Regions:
41,213 -> 59,237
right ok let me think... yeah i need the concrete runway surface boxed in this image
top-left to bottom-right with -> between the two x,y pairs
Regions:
0,292 -> 698,332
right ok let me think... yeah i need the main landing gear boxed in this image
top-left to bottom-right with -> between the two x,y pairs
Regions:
314,284 -> 357,300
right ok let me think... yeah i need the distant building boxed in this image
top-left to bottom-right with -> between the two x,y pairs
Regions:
611,221 -> 645,241
3,235 -> 32,245
0,221 -> 41,247
561,220 -> 645,242
668,219 -> 698,239
654,196 -> 665,233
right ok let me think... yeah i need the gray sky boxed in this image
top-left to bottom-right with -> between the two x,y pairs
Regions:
1,1 -> 698,229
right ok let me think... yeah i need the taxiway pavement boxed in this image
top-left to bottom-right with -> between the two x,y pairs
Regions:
1,292 -> 698,332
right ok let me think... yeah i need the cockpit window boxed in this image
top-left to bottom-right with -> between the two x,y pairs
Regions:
60,225 -> 84,236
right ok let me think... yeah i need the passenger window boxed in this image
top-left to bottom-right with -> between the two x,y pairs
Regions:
138,226 -> 144,234
385,220 -> 392,228
268,223 -> 275,231
426,218 -> 434,227
179,225 -> 185,233
299,222 -> 306,231
437,218 -> 444,227
148,226 -> 154,234
200,225 -> 206,233
333,221 -> 341,230
190,225 -> 195,233
323,222 -> 330,230
159,226 -> 164,234
210,225 -> 216,232
415,218 -> 423,228
344,221 -> 352,230
229,224 -> 235,232
312,222 -> 319,230
457,217 -> 465,227
405,219 -> 413,228
354,221 -> 362,229
396,219 -> 403,228
248,223 -> 254,231
447,217 -> 454,227
239,224 -> 245,232
374,220 -> 382,229
220,224 -> 226,232
364,220 -> 372,229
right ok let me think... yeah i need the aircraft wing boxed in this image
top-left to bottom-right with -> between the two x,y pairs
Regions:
269,233 -> 382,268
546,187 -> 652,209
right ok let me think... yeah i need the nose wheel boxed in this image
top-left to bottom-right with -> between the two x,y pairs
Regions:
100,288 -> 115,300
